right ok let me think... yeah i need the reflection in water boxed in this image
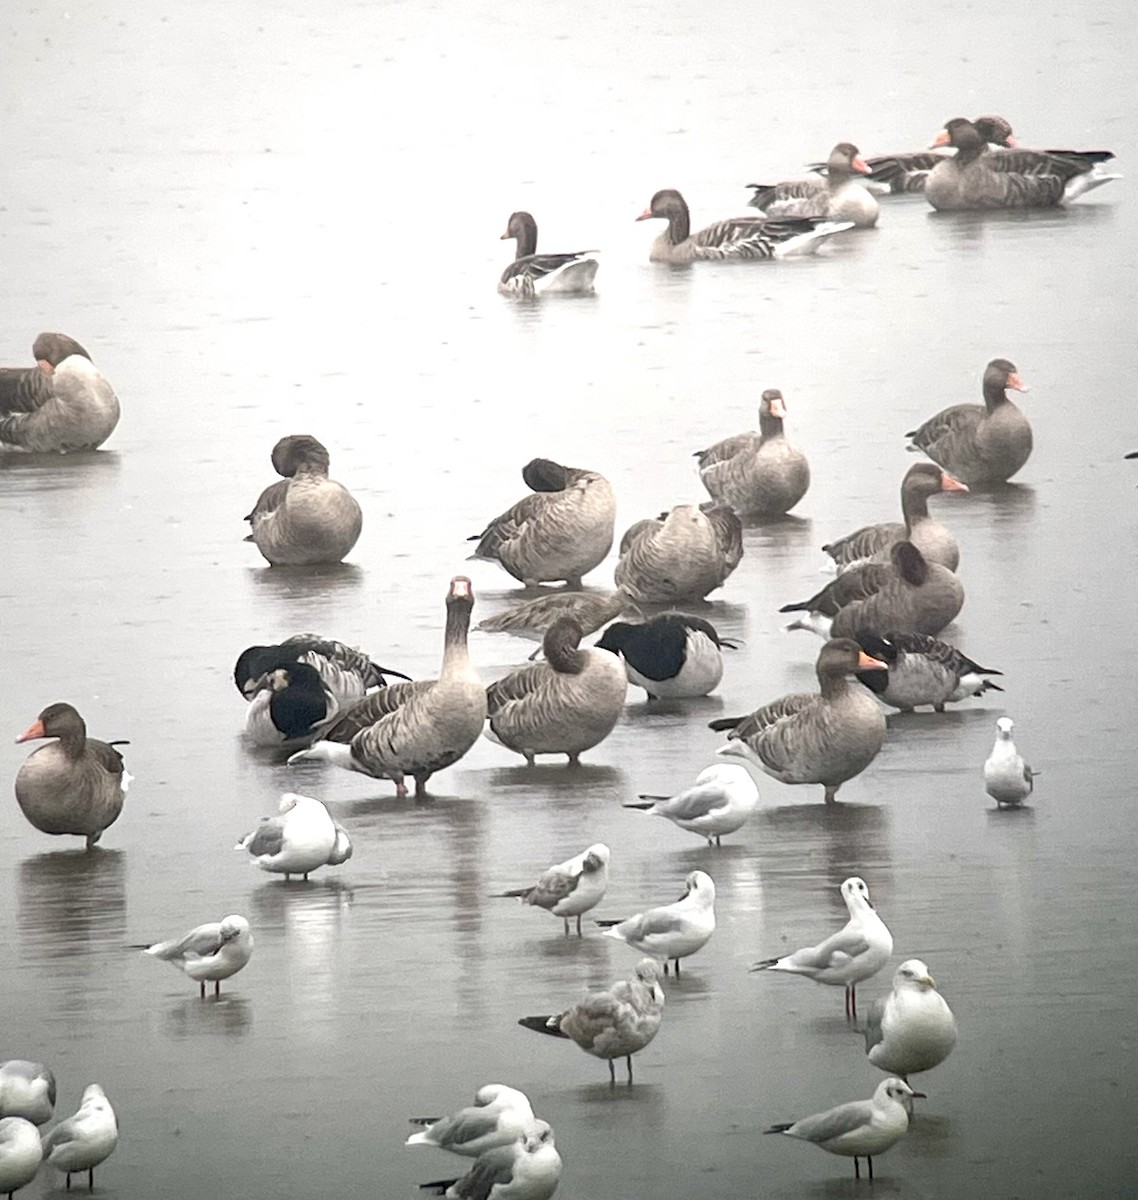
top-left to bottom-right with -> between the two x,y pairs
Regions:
755,802 -> 892,888
245,561 -> 367,599
476,763 -> 626,795
163,995 -> 253,1040
18,848 -> 127,963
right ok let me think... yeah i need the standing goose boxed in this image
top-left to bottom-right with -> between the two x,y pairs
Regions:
695,389 -> 811,518
906,358 -> 1033,486
711,639 -> 887,805
485,619 -> 627,764
983,717 -> 1038,807
747,142 -> 879,227
615,502 -> 743,604
635,189 -> 852,264
245,434 -> 363,566
289,577 -> 486,797
857,632 -> 1003,711
596,613 -> 737,699
0,332 -> 120,453
14,704 -> 130,849
823,463 -> 968,573
498,211 -> 599,299
468,459 -> 616,589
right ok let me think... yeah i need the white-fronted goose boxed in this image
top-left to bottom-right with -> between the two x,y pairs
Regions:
245,434 -> 363,566
235,792 -> 351,878
865,960 -> 958,1083
695,388 -> 811,517
615,502 -> 742,604
405,1085 -> 536,1156
0,1061 -> 56,1124
624,763 -> 759,846
823,463 -> 967,573
139,914 -> 254,997
596,870 -> 716,976
485,618 -> 627,764
498,211 -> 599,299
0,332 -> 119,453
494,843 -> 610,935
288,577 -> 486,797
711,639 -> 887,804
636,189 -> 852,264
748,143 -> 879,227
41,1084 -> 118,1192
906,358 -> 1032,486
468,458 -> 616,589
856,632 -> 1002,711
984,717 -> 1038,807
14,704 -> 129,848
477,587 -> 640,643
596,613 -> 737,699
0,1115 -> 42,1196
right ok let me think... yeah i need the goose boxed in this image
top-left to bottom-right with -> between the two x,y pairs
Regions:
865,960 -> 958,1084
485,619 -> 627,764
781,541 -> 964,640
14,704 -> 130,849
983,717 -> 1038,807
596,613 -> 737,699
711,639 -> 887,804
596,870 -> 716,976
234,635 -> 409,702
906,358 -> 1033,486
240,662 -> 346,747
0,332 -> 119,452
406,1084 -> 536,1157
624,762 -> 759,846
747,142 -> 879,227
493,843 -> 610,935
635,188 -> 853,264
0,1116 -> 42,1197
41,1085 -> 118,1192
0,1061 -> 56,1125
418,1120 -> 562,1200
468,458 -> 616,589
235,792 -> 352,878
137,914 -> 254,997
695,389 -> 811,517
823,463 -> 967,573
476,587 -> 640,643
857,632 -> 1003,711
498,211 -> 598,298
614,502 -> 743,604
244,434 -> 363,566
289,577 -> 486,797
518,959 -> 664,1084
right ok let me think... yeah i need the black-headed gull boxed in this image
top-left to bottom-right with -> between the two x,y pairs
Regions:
865,959 -> 958,1084
596,871 -> 715,975
0,1060 -> 56,1124
235,793 -> 351,880
406,1085 -> 535,1157
41,1084 -> 118,1191
138,914 -> 254,997
624,764 -> 758,846
418,1119 -> 562,1200
494,844 -> 610,935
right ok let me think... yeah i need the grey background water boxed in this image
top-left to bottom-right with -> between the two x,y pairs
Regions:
1,1 -> 1135,1196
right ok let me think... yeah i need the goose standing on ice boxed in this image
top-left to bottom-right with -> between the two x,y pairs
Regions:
615,502 -> 743,604
597,613 -> 737,699
747,142 -> 879,227
498,211 -> 599,298
983,717 -> 1038,806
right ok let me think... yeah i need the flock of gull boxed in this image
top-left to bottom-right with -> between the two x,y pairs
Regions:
0,110 -> 1117,1200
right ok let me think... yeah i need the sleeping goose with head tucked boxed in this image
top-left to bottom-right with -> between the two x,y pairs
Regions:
615,502 -> 743,604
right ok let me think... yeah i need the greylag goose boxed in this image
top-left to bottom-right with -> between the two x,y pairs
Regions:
695,388 -> 811,517
906,358 -> 1032,486
138,914 -> 254,997
14,704 -> 129,848
711,639 -> 887,804
983,717 -> 1038,807
865,960 -> 958,1084
418,1121 -> 562,1200
596,613 -> 737,699
857,632 -> 1002,711
245,434 -> 363,566
485,618 -> 627,764
477,587 -> 639,642
0,1061 -> 56,1124
498,211 -> 599,298
494,843 -> 610,935
405,1085 -> 536,1156
636,189 -> 852,263
0,1115 -> 42,1196
288,577 -> 485,797
0,332 -> 119,453
615,502 -> 743,604
823,463 -> 967,573
624,762 -> 758,846
519,959 -> 665,1084
468,458 -> 616,589
781,541 -> 964,640
596,870 -> 716,976
235,792 -> 352,877
41,1085 -> 118,1192
748,143 -> 878,227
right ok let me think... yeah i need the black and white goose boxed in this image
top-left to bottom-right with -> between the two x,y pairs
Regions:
234,635 -> 409,702
498,211 -> 599,299
856,633 -> 1003,712
597,613 -> 738,699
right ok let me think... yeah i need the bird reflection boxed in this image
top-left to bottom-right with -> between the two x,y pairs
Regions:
0,450 -> 121,491
755,802 -> 891,888
245,561 -> 366,599
477,764 -> 626,794
163,995 -> 253,1040
18,848 -> 127,964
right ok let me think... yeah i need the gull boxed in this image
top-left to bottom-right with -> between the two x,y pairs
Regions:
750,877 -> 892,1019
493,844 -> 610,936
418,1119 -> 562,1200
0,1061 -> 56,1125
623,763 -> 758,846
235,793 -> 352,880
0,1117 -> 42,1197
865,959 -> 958,1084
41,1084 -> 118,1192
765,1078 -> 922,1180
596,871 -> 715,976
137,915 -> 254,998
984,717 -> 1038,806
406,1085 -> 536,1157
518,959 -> 664,1084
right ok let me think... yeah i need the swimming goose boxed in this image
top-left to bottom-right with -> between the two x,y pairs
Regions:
983,717 -> 1038,807
857,632 -> 1002,711
823,463 -> 967,573
138,914 -> 254,997
41,1085 -> 118,1193
624,762 -> 759,846
485,619 -> 627,764
906,358 -> 1032,486
0,332 -> 120,453
695,389 -> 811,517
418,1120 -> 562,1200
406,1084 -> 536,1157
14,704 -> 130,849
636,189 -> 853,264
781,541 -> 964,640
498,211 -> 599,299
0,1116 -> 42,1197
615,502 -> 743,604
0,1061 -> 56,1125
747,142 -> 879,227
597,613 -> 737,699
245,434 -> 363,566
468,459 -> 616,589
711,639 -> 887,804
289,577 -> 486,797
476,587 -> 640,643
596,870 -> 716,975
235,792 -> 351,877
865,960 -> 958,1084
494,843 -> 610,935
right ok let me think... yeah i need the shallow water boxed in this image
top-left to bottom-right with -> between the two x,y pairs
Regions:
1,1 -> 1136,1197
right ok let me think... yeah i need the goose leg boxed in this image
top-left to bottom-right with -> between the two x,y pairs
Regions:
199,981 -> 206,999
868,1156 -> 874,1181
567,753 -> 580,767
823,785 -> 839,804
575,915 -> 582,936
393,773 -> 408,798
215,980 -> 221,997
562,918 -> 570,936
414,774 -> 431,798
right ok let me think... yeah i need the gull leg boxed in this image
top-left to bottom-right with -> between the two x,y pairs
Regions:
854,1158 -> 860,1180
215,980 -> 221,997
608,1059 -> 615,1085
662,961 -> 670,977
576,915 -> 582,936
66,1173 -> 72,1190
674,958 -> 681,978
303,872 -> 309,881
850,984 -> 857,1021
88,1167 -> 95,1190
715,835 -> 722,847
199,981 -> 206,999
563,918 -> 570,936
626,1055 -> 634,1084
868,1156 -> 874,1181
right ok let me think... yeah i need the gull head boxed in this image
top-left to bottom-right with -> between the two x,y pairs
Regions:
680,870 -> 716,905
841,876 -> 874,911
522,1119 -> 555,1154
219,915 -> 250,944
880,1078 -> 924,1105
634,958 -> 662,986
474,1084 -> 531,1111
894,958 -> 937,991
582,844 -> 611,872
995,717 -> 1015,737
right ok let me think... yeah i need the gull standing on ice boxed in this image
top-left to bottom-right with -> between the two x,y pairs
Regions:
418,1119 -> 562,1200
865,959 -> 958,1084
406,1085 -> 536,1157
235,793 -> 352,879
494,844 -> 610,935
41,1085 -> 118,1192
137,915 -> 254,997
596,870 -> 715,975
984,717 -> 1038,806
623,764 -> 758,846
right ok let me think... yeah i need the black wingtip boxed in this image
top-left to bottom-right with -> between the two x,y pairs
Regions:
517,1015 -> 568,1038
419,1179 -> 458,1194
593,919 -> 622,928
778,602 -> 807,613
764,1123 -> 794,1135
408,1117 -> 441,1127
707,716 -> 744,731
981,680 -> 1005,693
